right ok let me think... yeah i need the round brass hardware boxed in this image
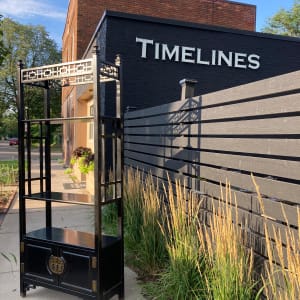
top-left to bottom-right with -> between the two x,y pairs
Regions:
48,255 -> 65,275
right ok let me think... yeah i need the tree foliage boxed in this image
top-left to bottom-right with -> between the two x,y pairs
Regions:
0,114 -> 17,138
263,0 -> 300,37
0,18 -> 61,137
0,15 -> 8,66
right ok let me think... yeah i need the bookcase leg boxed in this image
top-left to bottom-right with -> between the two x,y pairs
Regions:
118,285 -> 124,300
20,281 -> 26,298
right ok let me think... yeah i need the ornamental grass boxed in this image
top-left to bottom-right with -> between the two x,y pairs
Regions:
123,168 -> 166,276
198,182 -> 257,300
149,179 -> 206,299
253,176 -> 300,300
123,168 -> 299,299
123,167 -> 144,254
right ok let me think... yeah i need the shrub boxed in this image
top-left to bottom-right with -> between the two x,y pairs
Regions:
70,147 -> 94,174
71,146 -> 92,160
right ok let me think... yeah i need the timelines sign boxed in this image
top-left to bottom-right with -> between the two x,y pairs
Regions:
21,59 -> 119,85
136,37 -> 261,70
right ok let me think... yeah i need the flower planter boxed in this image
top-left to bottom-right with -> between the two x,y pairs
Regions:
85,171 -> 94,195
72,162 -> 86,183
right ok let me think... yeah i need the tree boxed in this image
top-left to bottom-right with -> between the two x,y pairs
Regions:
0,114 -> 18,138
0,15 -> 8,66
0,15 -> 8,121
263,0 -> 300,37
0,18 -> 61,120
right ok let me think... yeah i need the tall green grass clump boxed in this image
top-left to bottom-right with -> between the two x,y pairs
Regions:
123,168 -> 144,254
123,168 -> 167,276
146,179 -> 206,299
198,183 -> 256,300
0,162 -> 18,185
124,168 -> 299,299
137,174 -> 167,275
253,177 -> 300,299
101,202 -> 118,235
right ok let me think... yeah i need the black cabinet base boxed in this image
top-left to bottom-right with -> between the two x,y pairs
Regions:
21,278 -> 97,299
21,227 -> 123,300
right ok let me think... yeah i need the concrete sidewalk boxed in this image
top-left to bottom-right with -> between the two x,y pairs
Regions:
0,159 -> 145,300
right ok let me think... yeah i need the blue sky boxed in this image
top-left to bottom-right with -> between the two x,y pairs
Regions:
0,0 -> 69,47
0,0 -> 296,48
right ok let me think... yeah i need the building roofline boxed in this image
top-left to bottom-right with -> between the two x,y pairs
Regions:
62,0 -> 72,44
226,0 -> 256,9
83,10 -> 300,59
226,0 -> 256,31
83,11 -> 108,58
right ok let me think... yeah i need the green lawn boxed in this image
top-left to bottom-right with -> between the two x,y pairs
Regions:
0,160 -> 18,167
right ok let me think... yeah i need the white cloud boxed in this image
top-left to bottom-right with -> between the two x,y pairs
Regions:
0,0 -> 66,20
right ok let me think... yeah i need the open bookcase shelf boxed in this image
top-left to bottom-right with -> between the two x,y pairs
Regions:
24,192 -> 94,206
25,227 -> 121,250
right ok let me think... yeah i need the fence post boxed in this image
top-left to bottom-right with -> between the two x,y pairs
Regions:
179,78 -> 198,100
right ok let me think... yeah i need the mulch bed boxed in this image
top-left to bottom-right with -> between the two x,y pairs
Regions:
0,188 -> 17,226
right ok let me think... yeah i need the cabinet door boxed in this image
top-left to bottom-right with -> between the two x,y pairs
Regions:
24,243 -> 56,284
59,249 -> 94,295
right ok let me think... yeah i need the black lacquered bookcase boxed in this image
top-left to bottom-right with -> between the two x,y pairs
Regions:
17,48 -> 124,299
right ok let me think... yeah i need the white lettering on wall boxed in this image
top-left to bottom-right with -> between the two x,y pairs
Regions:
136,37 -> 154,58
182,46 -> 195,63
248,54 -> 260,70
234,52 -> 247,69
197,48 -> 210,65
155,43 -> 160,60
211,50 -> 217,65
162,44 -> 180,61
218,51 -> 233,67
136,37 -> 261,70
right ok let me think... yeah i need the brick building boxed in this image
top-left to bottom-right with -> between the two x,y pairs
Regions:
62,0 -> 256,62
61,0 -> 256,162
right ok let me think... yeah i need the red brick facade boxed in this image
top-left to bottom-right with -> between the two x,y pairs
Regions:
62,0 -> 256,62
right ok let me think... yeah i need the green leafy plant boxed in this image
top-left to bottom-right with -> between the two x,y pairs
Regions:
64,167 -> 73,175
0,162 -> 18,186
71,146 -> 92,160
70,147 -> 94,175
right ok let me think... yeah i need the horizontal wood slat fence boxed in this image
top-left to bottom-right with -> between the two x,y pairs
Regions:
124,70 -> 300,287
